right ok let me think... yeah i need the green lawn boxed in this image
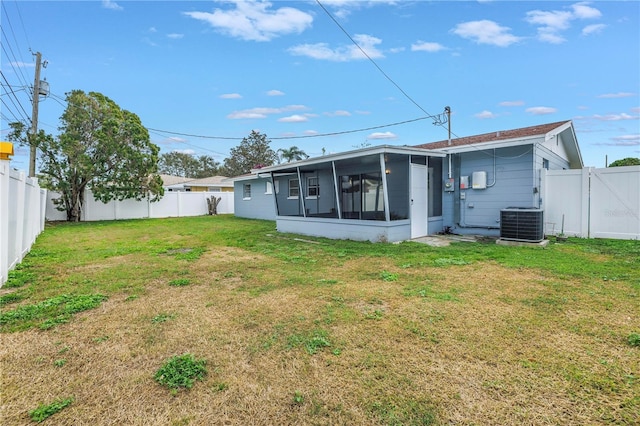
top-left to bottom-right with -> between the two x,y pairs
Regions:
1,215 -> 638,425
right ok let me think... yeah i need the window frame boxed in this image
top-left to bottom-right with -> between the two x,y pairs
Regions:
243,183 -> 251,200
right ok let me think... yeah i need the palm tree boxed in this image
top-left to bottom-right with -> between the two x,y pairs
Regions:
278,146 -> 309,163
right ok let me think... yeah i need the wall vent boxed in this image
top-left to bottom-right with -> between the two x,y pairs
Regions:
500,208 -> 544,242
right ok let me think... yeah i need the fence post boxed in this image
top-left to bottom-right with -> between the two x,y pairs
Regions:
0,142 -> 14,286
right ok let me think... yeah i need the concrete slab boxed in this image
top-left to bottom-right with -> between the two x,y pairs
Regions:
496,239 -> 550,248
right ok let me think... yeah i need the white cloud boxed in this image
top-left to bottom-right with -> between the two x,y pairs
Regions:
595,135 -> 640,146
303,130 -> 319,136
227,105 -> 308,119
411,41 -> 446,53
220,93 -> 242,99
9,61 -> 34,68
475,110 -> 497,119
168,137 -> 187,143
572,2 -> 602,19
368,131 -> 397,140
499,100 -> 525,107
592,113 -> 638,121
325,110 -> 351,117
451,20 -> 522,47
526,106 -> 557,115
167,33 -> 184,39
267,90 -> 285,96
288,34 -> 384,61
183,1 -> 313,42
582,23 -> 606,36
173,149 -> 195,155
597,92 -> 635,99
278,114 -> 309,123
148,27 -> 157,33
102,0 -> 123,11
632,107 -> 640,113
526,2 -> 603,44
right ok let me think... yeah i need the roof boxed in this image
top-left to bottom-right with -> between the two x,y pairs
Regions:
414,120 -> 572,150
184,175 -> 232,187
159,174 -> 193,186
413,120 -> 583,168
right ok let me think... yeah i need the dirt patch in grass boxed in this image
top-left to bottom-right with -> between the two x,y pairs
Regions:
2,221 -> 638,425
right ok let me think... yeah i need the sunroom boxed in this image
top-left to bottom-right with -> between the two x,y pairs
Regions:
252,145 -> 445,243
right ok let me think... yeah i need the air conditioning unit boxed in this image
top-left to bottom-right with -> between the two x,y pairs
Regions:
500,208 -> 544,242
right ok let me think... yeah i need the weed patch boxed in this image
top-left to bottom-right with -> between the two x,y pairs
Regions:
29,397 -> 74,423
154,353 -> 207,392
168,278 -> 191,287
628,333 -> 640,347
287,328 -> 332,355
0,294 -> 107,332
4,268 -> 35,288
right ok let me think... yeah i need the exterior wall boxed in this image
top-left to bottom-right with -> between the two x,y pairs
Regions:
442,145 -> 535,236
233,178 -> 276,220
276,216 -> 411,243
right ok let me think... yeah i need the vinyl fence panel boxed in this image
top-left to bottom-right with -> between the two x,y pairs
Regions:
589,166 -> 640,239
0,162 -> 47,287
543,166 -> 640,240
45,190 -> 234,222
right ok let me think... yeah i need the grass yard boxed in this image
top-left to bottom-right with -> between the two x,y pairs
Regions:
1,215 -> 638,425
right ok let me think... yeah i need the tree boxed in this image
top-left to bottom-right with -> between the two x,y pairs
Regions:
159,152 -> 222,178
609,157 -> 640,167
222,130 -> 278,176
278,146 -> 308,163
9,90 -> 164,222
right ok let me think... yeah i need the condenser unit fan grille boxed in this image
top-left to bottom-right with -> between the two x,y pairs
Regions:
500,208 -> 544,242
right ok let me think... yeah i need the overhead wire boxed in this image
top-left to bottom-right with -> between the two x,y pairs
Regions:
314,0 -> 458,139
0,71 -> 31,123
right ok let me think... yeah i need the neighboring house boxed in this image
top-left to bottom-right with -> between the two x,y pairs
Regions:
160,174 -> 193,192
183,176 -> 234,192
232,120 -> 583,242
161,175 -> 234,192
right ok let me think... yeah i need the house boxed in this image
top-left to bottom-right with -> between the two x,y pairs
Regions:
232,120 -> 583,242
161,175 -> 234,192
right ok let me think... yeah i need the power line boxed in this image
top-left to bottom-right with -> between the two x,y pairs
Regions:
0,70 -> 31,123
148,116 -> 432,142
315,1 -> 432,119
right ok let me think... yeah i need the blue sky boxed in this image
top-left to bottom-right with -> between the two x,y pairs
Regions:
2,0 -> 639,171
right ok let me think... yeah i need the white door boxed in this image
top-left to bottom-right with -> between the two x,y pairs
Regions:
410,163 -> 428,238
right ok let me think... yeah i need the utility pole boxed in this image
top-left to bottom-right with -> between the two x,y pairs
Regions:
445,106 -> 451,146
29,51 -> 42,177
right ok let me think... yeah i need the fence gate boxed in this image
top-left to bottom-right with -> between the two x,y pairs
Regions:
542,166 -> 640,240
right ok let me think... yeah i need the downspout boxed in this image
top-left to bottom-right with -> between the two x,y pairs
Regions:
379,153 -> 391,222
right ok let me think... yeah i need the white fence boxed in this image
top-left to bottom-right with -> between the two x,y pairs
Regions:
45,190 -> 234,222
0,161 -> 47,286
542,166 -> 640,239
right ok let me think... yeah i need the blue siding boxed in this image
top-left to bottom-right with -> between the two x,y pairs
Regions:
441,145 -> 536,235
233,178 -> 276,220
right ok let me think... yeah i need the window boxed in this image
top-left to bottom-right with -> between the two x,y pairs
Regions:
542,158 -> 549,170
265,181 -> 273,194
288,179 -> 299,198
307,177 -> 319,197
243,184 -> 251,199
